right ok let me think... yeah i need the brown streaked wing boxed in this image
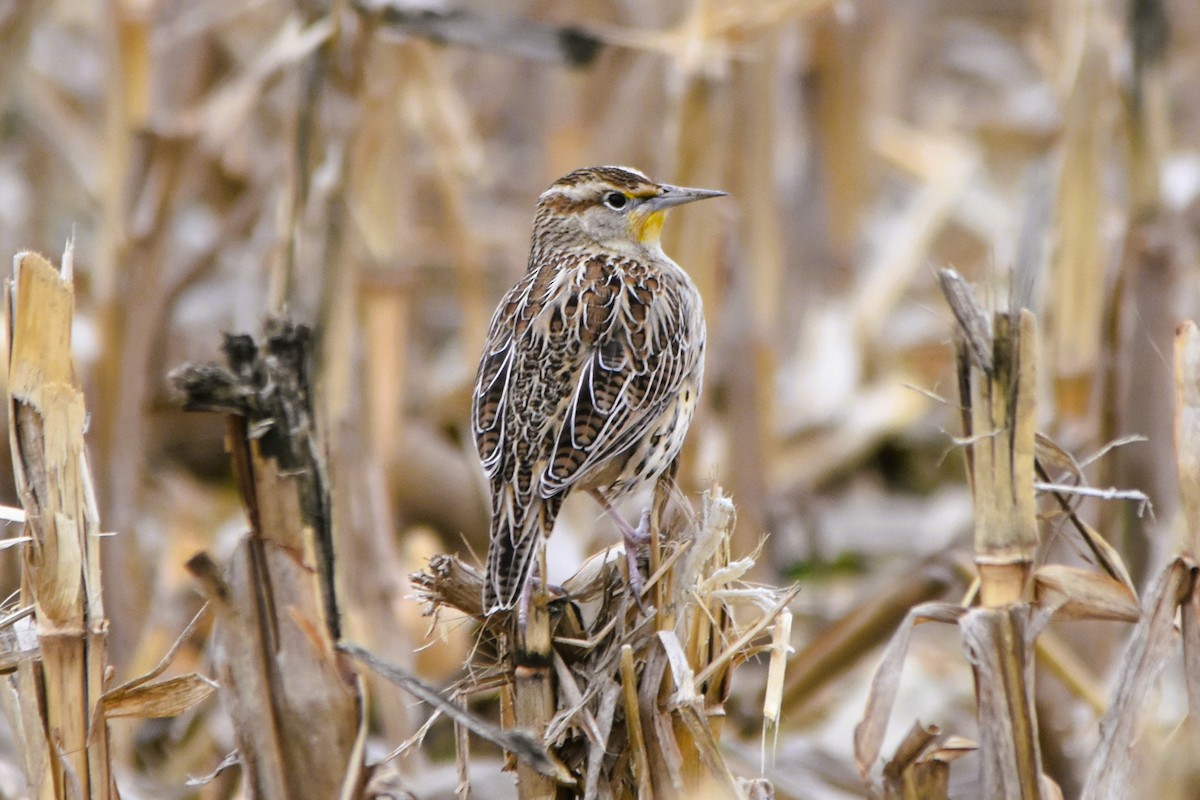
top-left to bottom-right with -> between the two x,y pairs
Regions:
545,340 -> 626,483
474,345 -> 512,477
472,271 -> 538,477
541,272 -> 698,495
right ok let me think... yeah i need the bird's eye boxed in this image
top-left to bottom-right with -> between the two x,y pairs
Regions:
603,192 -> 629,210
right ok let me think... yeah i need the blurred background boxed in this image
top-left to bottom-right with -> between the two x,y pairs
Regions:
1,0 -> 1200,797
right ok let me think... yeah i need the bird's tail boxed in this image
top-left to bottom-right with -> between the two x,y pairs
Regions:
483,487 -> 563,614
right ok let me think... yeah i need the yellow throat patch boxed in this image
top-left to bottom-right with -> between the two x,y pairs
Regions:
630,209 -> 666,244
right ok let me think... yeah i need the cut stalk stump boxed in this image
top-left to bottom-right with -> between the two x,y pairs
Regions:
172,319 -> 367,800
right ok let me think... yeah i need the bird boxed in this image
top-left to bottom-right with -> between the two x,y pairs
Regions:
471,165 -> 725,614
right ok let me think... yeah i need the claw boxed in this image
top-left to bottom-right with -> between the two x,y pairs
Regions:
628,508 -> 652,546
622,532 -> 650,615
516,555 -> 567,631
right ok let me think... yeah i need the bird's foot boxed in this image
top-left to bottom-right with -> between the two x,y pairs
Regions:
622,540 -> 650,614
516,571 -> 565,629
621,512 -> 655,615
626,508 -> 652,546
589,490 -> 655,615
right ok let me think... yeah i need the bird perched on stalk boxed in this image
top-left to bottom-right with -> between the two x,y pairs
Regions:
472,166 -> 725,614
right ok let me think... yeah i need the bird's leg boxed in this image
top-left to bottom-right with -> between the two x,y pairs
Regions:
588,489 -> 651,543
516,544 -> 539,631
518,561 -> 534,631
518,542 -> 563,630
539,539 -> 549,605
630,507 -> 652,546
589,490 -> 651,610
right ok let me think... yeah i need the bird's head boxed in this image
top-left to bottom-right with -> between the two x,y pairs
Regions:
532,166 -> 726,256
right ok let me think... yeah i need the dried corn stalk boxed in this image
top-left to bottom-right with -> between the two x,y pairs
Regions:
856,271 -> 1140,799
1079,321 -> 1200,798
414,484 -> 792,798
3,250 -> 113,799
172,321 -> 367,800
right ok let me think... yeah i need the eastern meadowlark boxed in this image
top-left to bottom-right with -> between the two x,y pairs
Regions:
472,165 -> 725,614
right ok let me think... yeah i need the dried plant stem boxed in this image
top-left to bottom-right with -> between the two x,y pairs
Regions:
960,607 -> 1043,798
1050,32 -> 1108,418
812,10 -> 867,260
6,251 -> 113,799
1173,322 -> 1200,730
173,322 -> 366,800
620,644 -> 652,797
1175,321 -> 1200,555
947,273 -> 1044,798
965,310 -> 1038,605
417,487 -> 783,797
513,587 -> 559,798
883,722 -> 950,800
1070,314 -> 1200,800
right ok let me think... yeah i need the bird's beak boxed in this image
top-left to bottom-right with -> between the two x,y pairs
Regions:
642,184 -> 728,212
